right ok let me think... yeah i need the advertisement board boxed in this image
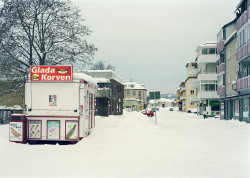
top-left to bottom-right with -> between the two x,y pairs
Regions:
29,120 -> 42,139
30,66 -> 72,82
65,121 -> 79,140
9,122 -> 23,141
47,121 -> 60,139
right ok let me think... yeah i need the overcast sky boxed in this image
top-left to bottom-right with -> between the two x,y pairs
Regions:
72,0 -> 239,94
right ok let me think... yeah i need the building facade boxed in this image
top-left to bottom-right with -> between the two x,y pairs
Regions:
83,70 -> 124,116
234,0 -> 250,122
185,61 -> 198,112
196,42 -> 220,115
124,81 -> 147,111
216,19 -> 237,119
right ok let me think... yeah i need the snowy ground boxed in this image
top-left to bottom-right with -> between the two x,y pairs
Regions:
0,108 -> 250,178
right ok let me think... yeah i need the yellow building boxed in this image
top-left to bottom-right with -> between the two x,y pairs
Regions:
184,61 -> 198,112
124,81 -> 147,111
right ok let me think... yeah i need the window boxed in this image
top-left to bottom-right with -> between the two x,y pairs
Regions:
243,98 -> 249,117
127,91 -> 130,96
234,100 -> 239,117
138,91 -> 142,100
202,48 -> 216,55
237,29 -> 247,49
202,48 -> 208,55
201,84 -> 216,91
190,90 -> 194,95
228,72 -> 231,84
191,102 -> 195,105
133,91 -> 136,96
228,48 -> 231,60
209,48 -> 216,54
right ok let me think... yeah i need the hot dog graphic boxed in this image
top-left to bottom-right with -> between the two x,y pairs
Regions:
11,127 -> 21,137
56,68 -> 70,74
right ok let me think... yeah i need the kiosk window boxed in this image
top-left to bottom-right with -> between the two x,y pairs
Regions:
12,116 -> 21,121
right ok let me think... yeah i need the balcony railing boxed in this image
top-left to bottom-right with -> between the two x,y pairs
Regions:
189,69 -> 198,76
237,10 -> 248,30
236,75 -> 250,90
217,40 -> 225,53
217,85 -> 225,95
216,63 -> 225,74
236,44 -> 247,61
190,95 -> 199,102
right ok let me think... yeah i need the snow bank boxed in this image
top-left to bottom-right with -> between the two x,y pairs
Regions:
0,110 -> 249,178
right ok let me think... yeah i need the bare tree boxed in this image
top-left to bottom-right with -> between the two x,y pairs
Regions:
0,0 -> 97,93
91,61 -> 115,71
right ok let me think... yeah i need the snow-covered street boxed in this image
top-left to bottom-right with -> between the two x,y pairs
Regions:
0,108 -> 249,178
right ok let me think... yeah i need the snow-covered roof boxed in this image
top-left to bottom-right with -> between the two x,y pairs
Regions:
124,81 -> 146,90
81,70 -> 123,84
95,78 -> 110,83
73,73 -> 97,85
195,42 -> 217,52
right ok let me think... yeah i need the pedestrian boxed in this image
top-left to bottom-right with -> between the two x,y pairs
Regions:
203,110 -> 206,119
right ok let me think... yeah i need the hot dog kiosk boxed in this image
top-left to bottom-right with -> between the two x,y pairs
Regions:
9,66 -> 97,143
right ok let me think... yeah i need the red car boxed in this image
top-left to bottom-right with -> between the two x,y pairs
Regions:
142,110 -> 154,117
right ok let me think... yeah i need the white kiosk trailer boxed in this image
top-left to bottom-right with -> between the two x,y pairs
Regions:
9,66 -> 97,144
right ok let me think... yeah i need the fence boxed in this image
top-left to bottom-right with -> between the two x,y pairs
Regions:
0,106 -> 23,124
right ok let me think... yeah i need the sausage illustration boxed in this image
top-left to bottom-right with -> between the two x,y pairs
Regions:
66,124 -> 76,139
11,127 -> 21,137
56,68 -> 70,74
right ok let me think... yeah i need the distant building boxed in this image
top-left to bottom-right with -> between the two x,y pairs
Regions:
185,61 -> 198,112
196,41 -> 220,115
179,82 -> 186,111
83,70 -> 124,116
124,80 -> 147,111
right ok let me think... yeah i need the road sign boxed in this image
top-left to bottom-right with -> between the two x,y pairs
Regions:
149,91 -> 160,100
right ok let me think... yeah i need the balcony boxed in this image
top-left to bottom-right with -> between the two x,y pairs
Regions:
198,91 -> 219,100
197,73 -> 217,81
236,44 -> 247,61
180,96 -> 186,100
217,85 -> 225,95
236,75 -> 250,91
190,80 -> 198,88
217,40 -> 225,53
216,63 -> 225,74
190,95 -> 199,102
189,69 -> 198,76
180,87 -> 186,92
236,9 -> 248,31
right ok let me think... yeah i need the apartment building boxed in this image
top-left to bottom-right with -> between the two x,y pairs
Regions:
234,0 -> 250,122
179,82 -> 186,111
124,80 -> 147,111
196,42 -> 220,115
216,19 -> 237,119
185,61 -> 198,112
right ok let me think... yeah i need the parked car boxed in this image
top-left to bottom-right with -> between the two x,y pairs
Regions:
151,108 -> 159,112
169,107 -> 173,111
142,110 -> 154,117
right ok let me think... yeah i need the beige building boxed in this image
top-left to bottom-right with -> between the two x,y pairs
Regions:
124,80 -> 147,111
184,61 -> 198,112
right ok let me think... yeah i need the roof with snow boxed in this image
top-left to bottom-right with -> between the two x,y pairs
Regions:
124,81 -> 146,90
73,73 -> 97,85
81,70 -> 123,84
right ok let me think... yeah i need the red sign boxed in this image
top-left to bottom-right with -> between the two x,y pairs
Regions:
30,66 -> 72,82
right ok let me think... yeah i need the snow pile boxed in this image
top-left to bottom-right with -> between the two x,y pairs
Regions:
0,109 -> 249,178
